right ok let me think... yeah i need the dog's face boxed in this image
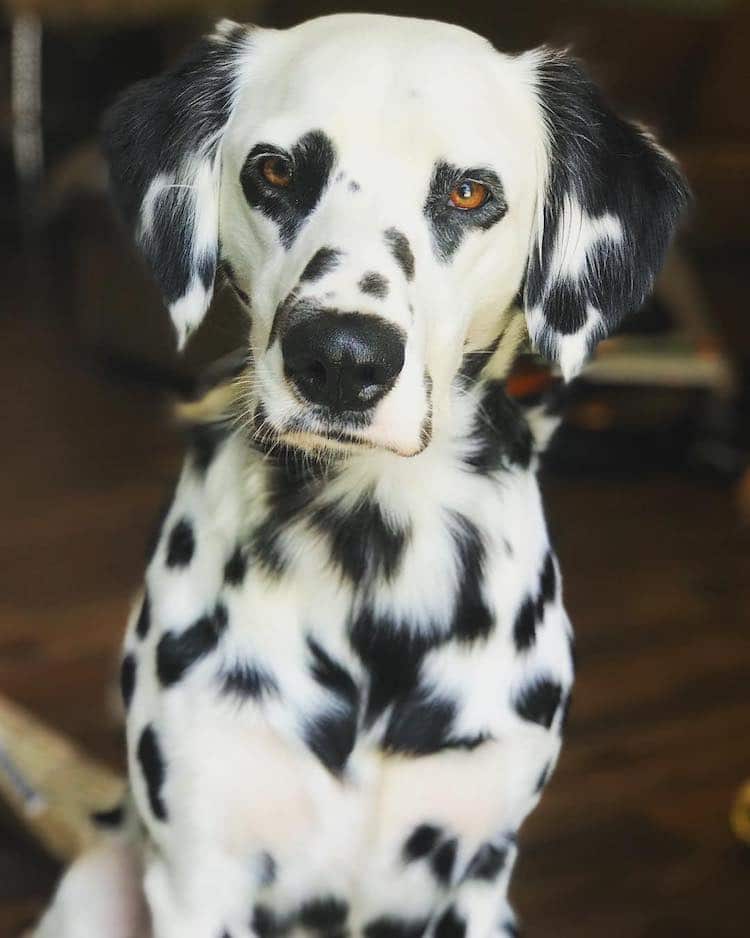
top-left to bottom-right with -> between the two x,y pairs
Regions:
104,14 -> 687,457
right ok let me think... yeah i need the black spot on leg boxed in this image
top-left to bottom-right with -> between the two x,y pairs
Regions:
464,841 -> 508,881
300,246 -> 342,282
137,724 -> 167,820
513,596 -> 537,652
165,518 -> 195,567
359,272 -> 389,299
298,896 -> 349,934
157,603 -> 229,687
120,653 -> 136,710
223,544 -> 248,586
513,677 -> 563,729
135,591 -> 151,639
220,662 -> 278,701
431,838 -> 458,885
449,512 -> 494,643
434,906 -> 466,938
364,918 -> 428,938
403,824 -> 442,862
384,228 -> 415,281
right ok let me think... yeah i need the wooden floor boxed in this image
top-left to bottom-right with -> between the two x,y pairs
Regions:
1,286 -> 748,937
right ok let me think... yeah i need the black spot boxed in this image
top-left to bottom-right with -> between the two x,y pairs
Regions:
135,592 -> 151,639
307,637 -> 358,707
382,691 -> 456,756
298,896 -> 348,933
348,180 -> 360,193
363,918 -> 428,938
539,552 -> 556,604
137,724 -> 167,820
157,604 -> 228,687
250,451 -> 328,576
384,228 -> 415,280
102,26 -> 251,310
311,492 -> 410,583
221,662 -> 278,701
304,703 -> 358,777
464,842 -> 508,881
241,131 -> 337,248
187,419 -> 232,475
90,804 -> 125,828
258,851 -> 277,886
300,246 -> 342,282
165,518 -> 195,568
465,382 -> 533,474
431,838 -> 458,885
359,272 -> 389,299
223,544 -> 248,586
449,512 -> 494,643
424,162 -> 507,261
513,597 -> 537,652
513,677 -> 563,729
434,906 -> 466,938
252,905 -> 282,938
120,654 -> 136,710
349,611 -> 436,728
145,486 -> 176,565
403,823 -> 442,862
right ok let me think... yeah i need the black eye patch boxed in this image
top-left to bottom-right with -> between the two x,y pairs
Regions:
240,130 -> 336,248
423,161 -> 507,261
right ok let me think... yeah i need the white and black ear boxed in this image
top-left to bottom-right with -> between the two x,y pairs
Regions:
523,50 -> 690,379
101,21 -> 252,348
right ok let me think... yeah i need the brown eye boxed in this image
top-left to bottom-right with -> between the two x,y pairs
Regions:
449,179 -> 490,210
261,155 -> 293,188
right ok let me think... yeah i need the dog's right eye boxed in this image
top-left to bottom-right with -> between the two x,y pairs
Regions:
260,155 -> 293,188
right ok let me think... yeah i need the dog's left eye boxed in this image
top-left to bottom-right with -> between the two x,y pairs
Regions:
260,155 -> 293,188
449,180 -> 490,210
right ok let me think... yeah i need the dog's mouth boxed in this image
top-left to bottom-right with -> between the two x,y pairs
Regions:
251,402 -> 430,459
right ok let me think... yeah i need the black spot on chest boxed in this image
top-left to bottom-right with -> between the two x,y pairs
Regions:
220,662 -> 278,701
402,823 -> 442,861
165,517 -> 195,567
449,512 -> 494,643
298,896 -> 349,936
513,676 -> 563,729
430,837 -> 458,885
135,591 -> 151,639
433,906 -> 466,938
137,724 -> 167,820
363,918 -> 428,938
311,492 -> 409,584
120,654 -> 136,710
157,603 -> 228,687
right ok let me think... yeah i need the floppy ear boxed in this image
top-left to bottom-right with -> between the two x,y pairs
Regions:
523,50 -> 690,379
101,21 -> 252,348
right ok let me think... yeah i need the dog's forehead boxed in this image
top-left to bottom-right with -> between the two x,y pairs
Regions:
226,14 -> 540,176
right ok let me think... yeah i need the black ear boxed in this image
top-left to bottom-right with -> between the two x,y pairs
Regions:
101,21 -> 252,348
523,50 -> 690,378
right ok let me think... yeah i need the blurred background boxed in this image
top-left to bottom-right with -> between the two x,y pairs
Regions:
0,0 -> 748,935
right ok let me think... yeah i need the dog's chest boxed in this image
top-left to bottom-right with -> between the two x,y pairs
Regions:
123,422 -> 572,921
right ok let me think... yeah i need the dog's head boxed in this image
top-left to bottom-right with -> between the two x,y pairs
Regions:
103,14 -> 688,457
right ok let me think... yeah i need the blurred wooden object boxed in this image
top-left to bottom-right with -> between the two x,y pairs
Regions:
4,0 -> 266,25
0,695 -> 125,864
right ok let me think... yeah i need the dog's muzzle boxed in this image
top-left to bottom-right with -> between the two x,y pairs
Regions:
282,311 -> 405,413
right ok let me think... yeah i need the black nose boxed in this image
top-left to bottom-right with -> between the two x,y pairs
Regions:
282,312 -> 405,413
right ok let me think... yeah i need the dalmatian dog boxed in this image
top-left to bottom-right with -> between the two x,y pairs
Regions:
33,13 -> 687,938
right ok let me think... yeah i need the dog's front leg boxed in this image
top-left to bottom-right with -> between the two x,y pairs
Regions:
426,835 -> 519,938
143,848 -> 259,938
